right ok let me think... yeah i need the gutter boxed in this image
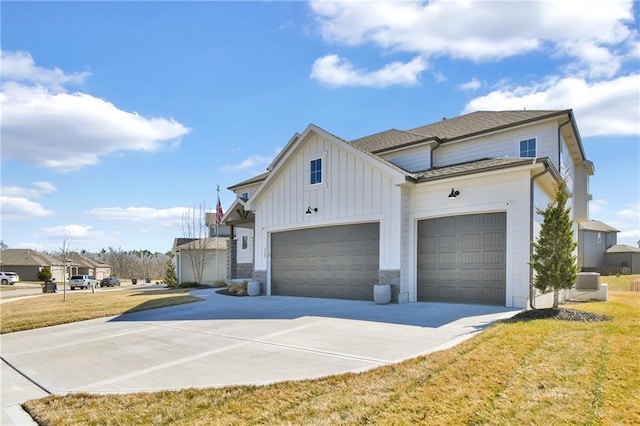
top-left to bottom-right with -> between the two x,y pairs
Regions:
529,161 -> 550,310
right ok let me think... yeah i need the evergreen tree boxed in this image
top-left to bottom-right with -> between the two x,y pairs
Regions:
164,258 -> 178,286
530,181 -> 579,308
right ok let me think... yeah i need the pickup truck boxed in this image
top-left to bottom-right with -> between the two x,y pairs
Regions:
69,275 -> 98,290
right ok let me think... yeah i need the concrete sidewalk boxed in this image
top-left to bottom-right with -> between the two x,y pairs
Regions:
1,289 -> 520,425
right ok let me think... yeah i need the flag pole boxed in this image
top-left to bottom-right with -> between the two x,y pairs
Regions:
216,185 -> 220,281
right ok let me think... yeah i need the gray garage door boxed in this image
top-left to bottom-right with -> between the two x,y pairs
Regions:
271,223 -> 379,300
417,213 -> 506,305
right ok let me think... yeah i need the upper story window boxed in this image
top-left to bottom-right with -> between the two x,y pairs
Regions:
310,158 -> 322,185
240,192 -> 249,201
519,138 -> 536,157
242,235 -> 248,250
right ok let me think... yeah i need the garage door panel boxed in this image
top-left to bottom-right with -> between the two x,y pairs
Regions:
271,223 -> 379,301
418,213 -> 506,305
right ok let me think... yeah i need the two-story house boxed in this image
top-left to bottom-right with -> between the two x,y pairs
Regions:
223,110 -> 594,308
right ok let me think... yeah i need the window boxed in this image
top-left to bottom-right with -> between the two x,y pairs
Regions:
240,192 -> 249,201
242,236 -> 248,250
310,158 -> 322,185
597,232 -> 602,244
519,138 -> 536,157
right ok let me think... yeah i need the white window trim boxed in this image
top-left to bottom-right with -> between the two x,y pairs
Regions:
518,137 -> 537,158
306,152 -> 328,190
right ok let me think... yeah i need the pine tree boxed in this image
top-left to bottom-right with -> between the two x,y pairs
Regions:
164,258 -> 178,286
530,181 -> 579,308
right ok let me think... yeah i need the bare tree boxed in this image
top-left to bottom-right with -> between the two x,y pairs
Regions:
181,202 -> 214,284
56,236 -> 74,301
103,246 -> 138,279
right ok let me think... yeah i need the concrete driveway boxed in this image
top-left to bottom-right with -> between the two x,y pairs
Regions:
2,288 -> 520,425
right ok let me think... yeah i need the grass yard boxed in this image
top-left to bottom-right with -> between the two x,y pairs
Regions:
23,291 -> 639,425
600,273 -> 640,291
0,289 -> 202,334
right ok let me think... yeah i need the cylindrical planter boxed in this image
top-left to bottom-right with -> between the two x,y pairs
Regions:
247,280 -> 261,297
373,284 -> 391,304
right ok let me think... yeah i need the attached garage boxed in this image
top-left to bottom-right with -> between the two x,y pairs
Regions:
417,213 -> 506,305
271,223 -> 379,300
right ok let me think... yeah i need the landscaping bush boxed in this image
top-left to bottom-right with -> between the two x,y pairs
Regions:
37,268 -> 52,282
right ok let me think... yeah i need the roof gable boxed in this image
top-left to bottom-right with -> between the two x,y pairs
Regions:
246,123 -> 408,209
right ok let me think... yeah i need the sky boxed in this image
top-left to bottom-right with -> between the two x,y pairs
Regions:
1,0 -> 639,254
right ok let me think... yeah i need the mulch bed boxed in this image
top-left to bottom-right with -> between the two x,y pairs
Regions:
216,289 -> 247,297
508,308 -> 611,322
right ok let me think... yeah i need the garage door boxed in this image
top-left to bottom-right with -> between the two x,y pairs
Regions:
271,223 -> 379,300
417,213 -> 506,305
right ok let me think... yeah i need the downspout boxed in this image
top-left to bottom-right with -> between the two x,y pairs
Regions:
430,138 -> 444,168
557,117 -> 572,174
529,162 -> 549,310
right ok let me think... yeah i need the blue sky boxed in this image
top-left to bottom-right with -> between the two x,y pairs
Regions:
1,0 -> 639,254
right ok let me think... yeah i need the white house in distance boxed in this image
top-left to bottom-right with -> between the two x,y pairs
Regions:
222,110 -> 594,309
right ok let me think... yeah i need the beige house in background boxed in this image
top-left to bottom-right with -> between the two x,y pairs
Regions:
0,249 -> 70,281
172,237 -> 229,284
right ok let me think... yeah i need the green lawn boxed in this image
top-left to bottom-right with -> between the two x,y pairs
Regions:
23,291 -> 640,425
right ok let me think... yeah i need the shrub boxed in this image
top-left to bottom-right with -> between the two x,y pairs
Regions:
37,268 -> 52,282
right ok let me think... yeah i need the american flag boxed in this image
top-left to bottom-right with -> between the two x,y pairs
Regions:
215,194 -> 224,225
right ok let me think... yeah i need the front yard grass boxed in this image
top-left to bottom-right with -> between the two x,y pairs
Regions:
0,289 -> 202,334
23,291 -> 639,425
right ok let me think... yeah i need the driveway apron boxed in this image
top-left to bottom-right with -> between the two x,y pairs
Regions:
1,289 -> 520,424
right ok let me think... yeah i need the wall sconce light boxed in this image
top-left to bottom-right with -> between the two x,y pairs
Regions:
305,206 -> 318,215
448,188 -> 460,199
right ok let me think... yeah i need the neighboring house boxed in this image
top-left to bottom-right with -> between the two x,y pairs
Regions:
0,249 -> 70,281
578,220 -> 619,270
66,252 -> 111,279
172,237 -> 229,284
604,245 -> 640,274
223,110 -> 594,308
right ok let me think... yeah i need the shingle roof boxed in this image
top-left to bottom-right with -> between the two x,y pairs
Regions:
409,110 -> 568,140
228,171 -> 269,190
578,220 -> 620,232
350,129 -> 431,153
352,110 -> 570,153
414,157 -> 542,182
0,249 -> 65,266
605,244 -> 640,254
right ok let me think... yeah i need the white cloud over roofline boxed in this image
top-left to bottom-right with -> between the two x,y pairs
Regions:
463,74 -> 640,137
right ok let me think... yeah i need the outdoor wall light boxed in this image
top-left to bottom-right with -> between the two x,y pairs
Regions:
305,206 -> 318,215
448,188 -> 460,199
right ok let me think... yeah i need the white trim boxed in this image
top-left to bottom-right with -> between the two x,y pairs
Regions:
306,152 -> 327,190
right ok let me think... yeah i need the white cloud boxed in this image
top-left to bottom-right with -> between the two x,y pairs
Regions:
0,51 -> 90,91
458,78 -> 482,91
89,206 -> 189,226
1,182 -> 57,198
618,202 -> 640,220
39,224 -> 100,240
221,154 -> 274,172
0,196 -> 54,219
589,199 -> 608,214
463,74 -> 640,137
310,0 -> 635,63
310,54 -> 427,87
0,51 -> 191,172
